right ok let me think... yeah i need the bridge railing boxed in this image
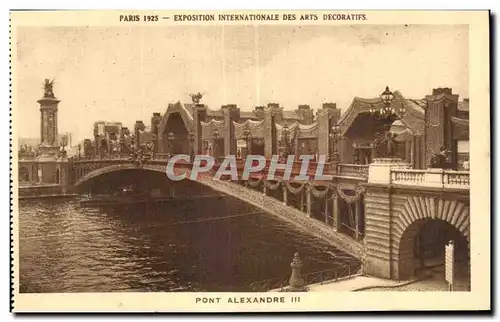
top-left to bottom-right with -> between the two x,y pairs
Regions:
248,276 -> 289,292
72,156 -> 372,181
391,168 -> 470,189
337,164 -> 369,179
248,263 -> 360,292
443,170 -> 470,188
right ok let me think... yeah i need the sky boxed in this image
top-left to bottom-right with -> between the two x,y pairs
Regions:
15,24 -> 468,143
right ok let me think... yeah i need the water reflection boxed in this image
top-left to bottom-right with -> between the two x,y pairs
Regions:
19,197 -> 359,293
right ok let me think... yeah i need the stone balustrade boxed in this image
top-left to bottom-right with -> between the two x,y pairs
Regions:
391,168 -> 470,189
336,164 -> 369,179
368,158 -> 469,189
391,169 -> 426,185
442,170 -> 470,188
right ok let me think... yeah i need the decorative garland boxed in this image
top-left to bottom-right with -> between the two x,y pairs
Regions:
264,180 -> 281,190
247,178 -> 262,188
285,182 -> 306,195
335,183 -> 365,204
308,183 -> 330,199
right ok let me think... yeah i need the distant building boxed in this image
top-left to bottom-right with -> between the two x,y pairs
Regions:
18,137 -> 39,151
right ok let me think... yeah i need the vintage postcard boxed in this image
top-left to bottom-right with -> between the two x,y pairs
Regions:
10,10 -> 490,312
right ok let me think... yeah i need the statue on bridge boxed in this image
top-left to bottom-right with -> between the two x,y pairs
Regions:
189,92 -> 204,104
43,79 -> 55,98
374,131 -> 396,158
430,146 -> 453,169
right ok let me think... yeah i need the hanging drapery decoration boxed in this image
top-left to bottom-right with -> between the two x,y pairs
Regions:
247,177 -> 263,188
308,183 -> 330,199
264,180 -> 281,191
285,182 -> 306,195
334,183 -> 365,204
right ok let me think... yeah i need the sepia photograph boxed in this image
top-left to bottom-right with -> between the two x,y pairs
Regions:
10,10 -> 490,312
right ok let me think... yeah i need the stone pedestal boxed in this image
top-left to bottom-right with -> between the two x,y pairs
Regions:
368,158 -> 411,185
38,96 -> 60,146
38,144 -> 59,159
287,252 -> 306,292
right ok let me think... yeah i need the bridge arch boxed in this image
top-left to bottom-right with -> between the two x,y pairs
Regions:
74,163 -> 168,188
394,195 -> 470,280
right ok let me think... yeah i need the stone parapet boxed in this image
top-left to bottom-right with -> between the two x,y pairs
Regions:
368,158 -> 411,185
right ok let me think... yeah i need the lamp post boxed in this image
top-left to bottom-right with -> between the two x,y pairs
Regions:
329,123 -> 342,163
167,131 -> 175,157
77,144 -> 81,160
188,130 -> 195,161
212,128 -> 219,162
369,86 -> 405,158
369,86 -> 405,121
242,127 -> 251,158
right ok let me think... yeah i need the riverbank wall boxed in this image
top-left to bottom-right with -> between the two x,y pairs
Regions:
18,184 -> 76,199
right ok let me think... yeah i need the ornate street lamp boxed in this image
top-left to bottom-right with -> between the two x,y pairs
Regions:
380,86 -> 394,106
242,126 -> 251,158
129,146 -> 151,168
369,86 -> 405,119
212,128 -> 219,162
329,123 -> 342,163
167,131 -> 175,156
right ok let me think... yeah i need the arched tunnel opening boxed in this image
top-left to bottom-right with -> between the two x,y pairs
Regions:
399,218 -> 470,290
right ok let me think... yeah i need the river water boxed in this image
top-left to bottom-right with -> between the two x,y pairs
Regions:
19,197 -> 359,293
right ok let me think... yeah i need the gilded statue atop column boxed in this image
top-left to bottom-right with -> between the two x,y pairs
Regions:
43,79 -> 55,98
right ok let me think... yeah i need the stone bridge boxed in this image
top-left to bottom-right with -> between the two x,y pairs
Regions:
66,156 -> 470,281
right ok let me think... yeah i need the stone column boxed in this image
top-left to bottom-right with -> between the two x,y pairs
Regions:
324,198 -> 329,224
332,192 -> 339,231
355,199 -> 361,240
224,104 -> 240,157
317,108 -> 329,159
263,105 -> 277,159
424,88 -> 458,167
410,137 -> 415,168
306,185 -> 311,217
223,108 -> 231,157
193,104 -> 207,154
318,103 -> 341,162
